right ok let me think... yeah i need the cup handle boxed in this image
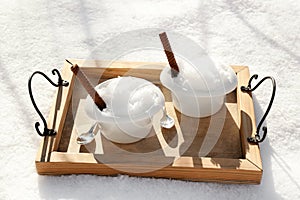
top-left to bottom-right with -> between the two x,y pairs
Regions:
28,69 -> 69,137
241,74 -> 276,143
151,107 -> 184,158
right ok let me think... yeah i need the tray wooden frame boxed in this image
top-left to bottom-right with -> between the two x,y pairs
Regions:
35,59 -> 262,184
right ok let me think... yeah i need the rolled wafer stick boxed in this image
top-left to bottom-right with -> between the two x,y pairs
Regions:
159,32 -> 179,77
66,60 -> 107,111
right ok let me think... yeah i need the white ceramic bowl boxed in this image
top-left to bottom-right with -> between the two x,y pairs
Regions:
85,76 -> 165,143
160,57 -> 237,118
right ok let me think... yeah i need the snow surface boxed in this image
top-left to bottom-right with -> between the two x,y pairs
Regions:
0,0 -> 299,199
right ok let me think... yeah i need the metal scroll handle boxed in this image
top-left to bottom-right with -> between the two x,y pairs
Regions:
28,69 -> 69,136
241,74 -> 276,144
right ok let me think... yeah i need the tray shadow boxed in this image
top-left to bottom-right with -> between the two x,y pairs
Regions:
79,91 -> 244,170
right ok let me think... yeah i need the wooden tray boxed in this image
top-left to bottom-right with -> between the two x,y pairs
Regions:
36,59 -> 262,184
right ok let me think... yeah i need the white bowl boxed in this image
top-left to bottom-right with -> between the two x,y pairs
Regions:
160,57 -> 237,118
85,76 -> 165,143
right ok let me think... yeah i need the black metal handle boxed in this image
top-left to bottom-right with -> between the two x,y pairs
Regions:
28,69 -> 69,137
241,74 -> 276,143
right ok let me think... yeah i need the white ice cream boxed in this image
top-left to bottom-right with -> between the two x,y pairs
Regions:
162,56 -> 238,96
85,76 -> 165,121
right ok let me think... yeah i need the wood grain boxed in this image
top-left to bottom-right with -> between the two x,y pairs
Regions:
236,67 -> 262,170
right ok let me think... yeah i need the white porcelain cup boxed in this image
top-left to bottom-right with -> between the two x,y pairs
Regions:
170,89 -> 225,118
84,76 -> 166,144
160,58 -> 238,118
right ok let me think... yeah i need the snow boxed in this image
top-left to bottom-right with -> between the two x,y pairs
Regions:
1,0 -> 299,199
